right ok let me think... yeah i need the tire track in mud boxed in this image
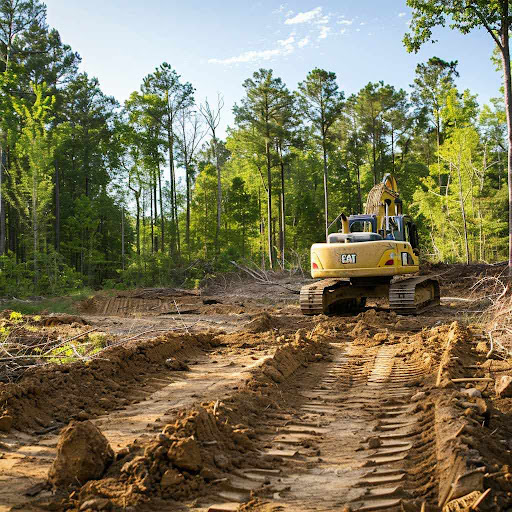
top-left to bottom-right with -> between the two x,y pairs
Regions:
206,340 -> 436,512
0,343 -> 274,512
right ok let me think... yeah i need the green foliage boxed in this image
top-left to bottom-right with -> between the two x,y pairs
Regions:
0,0 -> 510,301
0,252 -> 83,297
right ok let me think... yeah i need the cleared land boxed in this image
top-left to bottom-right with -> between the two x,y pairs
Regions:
1,264 -> 512,512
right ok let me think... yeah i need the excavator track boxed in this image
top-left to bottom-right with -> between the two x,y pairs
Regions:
300,275 -> 440,316
300,279 -> 344,315
389,275 -> 440,315
300,279 -> 365,316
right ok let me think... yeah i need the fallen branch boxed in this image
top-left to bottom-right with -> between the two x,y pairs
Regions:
230,261 -> 300,294
42,328 -> 98,356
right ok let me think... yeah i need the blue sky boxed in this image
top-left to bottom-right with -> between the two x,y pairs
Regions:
45,1 -> 499,137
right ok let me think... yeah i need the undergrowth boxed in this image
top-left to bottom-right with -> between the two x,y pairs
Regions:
0,288 -> 95,315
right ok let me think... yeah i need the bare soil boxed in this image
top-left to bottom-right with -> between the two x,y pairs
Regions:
1,264 -> 512,512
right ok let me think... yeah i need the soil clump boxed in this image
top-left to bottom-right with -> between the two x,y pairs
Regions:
49,420 -> 114,488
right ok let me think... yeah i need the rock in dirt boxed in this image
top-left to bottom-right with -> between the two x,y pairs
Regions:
77,410 -> 90,421
165,358 -> 190,371
167,436 -> 202,472
160,468 -> 185,488
79,498 -> 112,511
0,414 -> 13,433
495,375 -> 512,398
214,452 -> 230,470
450,469 -> 484,500
476,341 -> 489,353
368,436 -> 382,449
461,388 -> 482,399
48,420 -> 114,487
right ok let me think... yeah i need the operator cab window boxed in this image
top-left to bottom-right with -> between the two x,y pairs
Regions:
350,220 -> 374,233
405,221 -> 419,249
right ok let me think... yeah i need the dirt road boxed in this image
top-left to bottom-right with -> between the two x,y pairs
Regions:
2,266 -> 512,512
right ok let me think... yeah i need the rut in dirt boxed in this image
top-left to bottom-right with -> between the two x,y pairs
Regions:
205,337 -> 437,512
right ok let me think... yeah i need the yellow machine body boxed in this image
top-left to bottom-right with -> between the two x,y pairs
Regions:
300,173 -> 440,315
310,240 -> 419,279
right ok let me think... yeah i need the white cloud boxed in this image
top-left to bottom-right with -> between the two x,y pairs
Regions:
356,28 -> 360,32
339,28 -> 347,35
398,12 -> 406,17
315,15 -> 330,24
318,25 -> 331,39
337,18 -> 353,25
285,6 -> 322,24
208,48 -> 288,65
278,34 -> 295,46
209,32 -> 299,65
297,36 -> 310,47
360,21 -> 366,25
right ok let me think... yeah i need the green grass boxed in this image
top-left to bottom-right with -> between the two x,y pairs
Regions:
0,288 -> 95,315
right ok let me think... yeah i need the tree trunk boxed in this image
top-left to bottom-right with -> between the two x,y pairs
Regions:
265,140 -> 274,268
32,172 -> 38,286
150,181 -> 154,254
158,167 -> 164,252
135,191 -> 140,256
259,186 -> 265,269
185,157 -> 191,250
153,179 -> 158,251
322,140 -> 329,241
436,110 -> 442,189
168,127 -> 176,257
500,16 -> 512,273
54,160 -> 60,252
279,144 -> 285,268
455,156 -> 470,264
121,206 -> 125,270
0,145 -> 6,255
214,134 -> 222,255
372,118 -> 377,185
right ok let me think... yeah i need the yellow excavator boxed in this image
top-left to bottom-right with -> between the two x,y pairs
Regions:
300,174 -> 440,315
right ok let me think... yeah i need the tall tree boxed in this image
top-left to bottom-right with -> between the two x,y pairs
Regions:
297,69 -> 344,241
0,0 -> 46,69
176,105 -> 205,251
404,0 -> 512,270
200,94 -> 223,254
5,83 -> 55,284
411,57 -> 458,183
234,69 -> 292,268
0,0 -> 46,255
144,62 -> 194,258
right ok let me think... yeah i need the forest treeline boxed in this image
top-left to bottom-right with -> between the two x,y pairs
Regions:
0,1 -> 509,295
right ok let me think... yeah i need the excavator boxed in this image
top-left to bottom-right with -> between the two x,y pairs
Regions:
300,174 -> 440,315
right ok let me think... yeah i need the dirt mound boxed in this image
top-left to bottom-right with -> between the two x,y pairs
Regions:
435,322 -> 474,388
346,309 -> 397,338
422,262 -> 507,296
0,332 -> 216,431
49,420 -> 114,488
60,332 -> 328,510
39,314 -> 88,327
125,288 -> 200,299
244,312 -> 274,333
